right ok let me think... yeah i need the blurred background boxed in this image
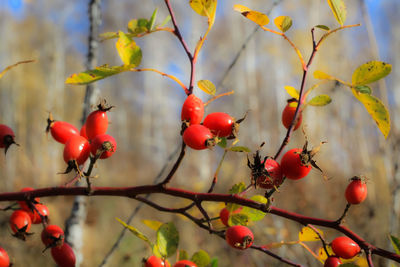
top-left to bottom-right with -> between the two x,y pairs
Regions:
0,0 -> 399,266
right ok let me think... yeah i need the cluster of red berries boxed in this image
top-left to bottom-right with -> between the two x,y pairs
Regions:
144,255 -> 197,267
5,187 -> 76,267
0,124 -> 17,154
181,94 -> 240,150
46,101 -> 117,172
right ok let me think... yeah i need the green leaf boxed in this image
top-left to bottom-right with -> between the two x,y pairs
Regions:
353,85 -> 372,95
227,182 -> 246,212
65,65 -> 128,85
217,137 -> 227,148
160,15 -> 171,27
314,70 -> 334,80
142,220 -> 163,231
233,5 -> 269,26
156,222 -> 179,258
298,226 -> 323,242
327,0 -> 347,26
116,31 -> 142,66
390,235 -> 400,255
307,95 -> 332,106
274,16 -> 292,32
148,9 -> 158,31
178,249 -> 189,261
315,25 -> 330,31
352,89 -> 390,138
191,250 -> 211,267
228,213 -> 249,226
190,0 -> 217,20
198,80 -> 216,95
152,244 -> 162,258
116,218 -> 153,247
229,146 -> 251,152
210,258 -> 218,267
127,19 -> 149,35
241,195 -> 268,221
284,85 -> 299,99
352,61 -> 392,85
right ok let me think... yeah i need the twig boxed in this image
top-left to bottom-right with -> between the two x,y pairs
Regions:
335,203 -> 351,225
159,142 -> 186,185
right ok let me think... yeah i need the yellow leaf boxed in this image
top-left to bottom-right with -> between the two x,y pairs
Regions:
142,220 -> 163,231
198,80 -> 216,95
351,89 -> 390,138
352,61 -> 392,85
116,31 -> 142,66
318,246 -> 333,261
314,70 -> 334,80
327,0 -> 347,26
298,226 -> 324,242
274,16 -> 293,32
233,4 -> 269,26
189,0 -> 217,23
284,86 -> 299,99
65,65 -> 128,85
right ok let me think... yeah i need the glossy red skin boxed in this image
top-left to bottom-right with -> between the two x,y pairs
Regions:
324,256 -> 342,267
51,243 -> 76,267
257,159 -> 283,189
0,124 -> 15,148
0,247 -> 10,267
345,179 -> 367,204
145,255 -> 170,267
63,135 -> 91,165
183,125 -> 213,150
203,112 -> 234,137
27,204 -> 49,224
219,207 -> 243,226
41,225 -> 65,247
9,210 -> 31,233
86,110 -> 108,140
282,103 -> 302,130
181,94 -> 204,125
80,124 -> 88,139
90,134 -> 117,159
50,121 -> 79,144
173,260 -> 197,267
281,148 -> 311,180
331,236 -> 360,259
225,225 -> 254,250
18,187 -> 40,211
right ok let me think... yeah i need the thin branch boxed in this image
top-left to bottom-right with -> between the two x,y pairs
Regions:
335,203 -> 351,225
251,245 -> 304,267
159,142 -> 186,185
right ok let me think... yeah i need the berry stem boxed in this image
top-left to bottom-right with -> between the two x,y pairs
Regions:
158,142 -> 186,185
336,203 -> 351,225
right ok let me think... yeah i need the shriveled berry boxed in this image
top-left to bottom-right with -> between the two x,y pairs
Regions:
331,236 -> 360,259
257,159 -> 283,189
90,134 -> 117,159
225,225 -> 254,250
203,112 -> 235,137
183,125 -> 215,150
181,94 -> 204,125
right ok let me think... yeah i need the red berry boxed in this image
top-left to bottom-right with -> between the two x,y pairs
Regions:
86,109 -> 108,140
51,243 -> 76,267
173,260 -> 197,267
225,225 -> 254,250
0,124 -> 17,153
0,247 -> 10,267
331,236 -> 360,259
257,159 -> 283,189
181,94 -> 204,125
9,210 -> 31,239
145,255 -> 170,267
182,125 -> 215,150
345,178 -> 367,204
17,187 -> 40,211
48,121 -> 79,144
90,134 -> 117,159
80,124 -> 88,139
63,135 -> 91,165
41,225 -> 65,247
282,101 -> 302,130
203,112 -> 235,137
220,207 -> 242,227
27,203 -> 49,224
324,256 -> 342,267
280,148 -> 311,180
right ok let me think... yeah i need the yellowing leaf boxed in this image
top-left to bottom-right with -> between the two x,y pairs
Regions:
274,16 -> 292,32
390,235 -> 400,255
198,80 -> 216,95
352,89 -> 390,138
284,86 -> 299,99
352,61 -> 392,85
156,222 -> 179,258
307,95 -> 332,106
65,65 -> 128,85
116,31 -> 142,66
190,0 -> 217,22
116,218 -> 153,246
327,0 -> 347,26
233,5 -> 269,26
315,25 -> 330,31
0,60 -> 35,80
191,250 -> 211,267
142,220 -> 163,231
298,226 -> 323,242
314,70 -> 334,80
318,246 -> 333,261
228,213 -> 249,226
